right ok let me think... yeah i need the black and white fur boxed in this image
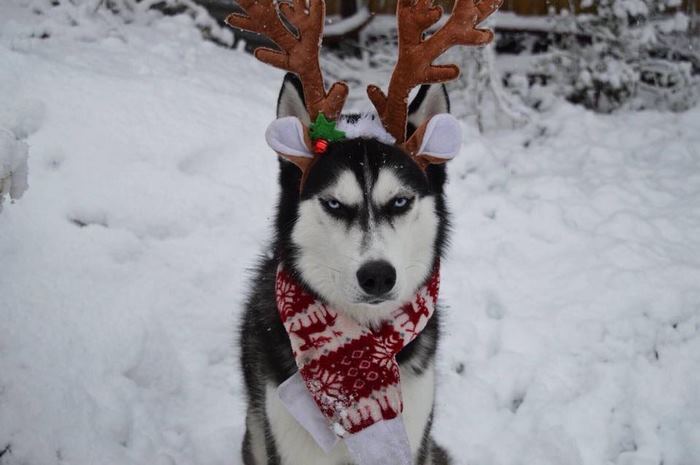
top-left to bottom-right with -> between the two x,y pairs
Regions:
239,74 -> 454,465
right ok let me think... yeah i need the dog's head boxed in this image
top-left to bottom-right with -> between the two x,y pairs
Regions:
226,0 -> 501,324
272,75 -> 455,325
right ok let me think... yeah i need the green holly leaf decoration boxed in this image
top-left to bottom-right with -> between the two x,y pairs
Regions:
309,113 -> 345,142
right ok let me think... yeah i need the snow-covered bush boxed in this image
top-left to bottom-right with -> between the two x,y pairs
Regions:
0,129 -> 29,213
322,14 -> 530,131
21,0 -> 233,45
637,58 -> 699,111
448,44 -> 533,130
541,0 -> 699,112
0,99 -> 44,213
541,40 -> 639,113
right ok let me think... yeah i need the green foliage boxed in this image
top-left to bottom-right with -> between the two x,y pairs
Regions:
309,113 -> 346,142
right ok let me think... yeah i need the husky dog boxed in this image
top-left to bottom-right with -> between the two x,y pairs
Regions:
238,74 -> 454,465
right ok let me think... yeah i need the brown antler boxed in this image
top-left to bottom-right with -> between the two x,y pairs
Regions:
367,0 -> 502,143
226,0 -> 348,121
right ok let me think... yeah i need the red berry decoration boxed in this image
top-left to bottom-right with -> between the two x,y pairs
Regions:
309,113 -> 344,155
314,138 -> 329,154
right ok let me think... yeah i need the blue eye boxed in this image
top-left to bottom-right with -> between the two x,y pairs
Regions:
389,196 -> 414,213
321,197 -> 357,220
393,197 -> 408,208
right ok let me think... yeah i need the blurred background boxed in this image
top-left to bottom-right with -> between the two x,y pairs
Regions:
202,0 -> 700,121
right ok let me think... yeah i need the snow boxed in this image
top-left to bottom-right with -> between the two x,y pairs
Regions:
492,11 -> 566,32
0,83 -> 34,211
0,129 -> 29,212
1,2 -> 700,465
363,12 -> 570,38
436,106 -> 700,465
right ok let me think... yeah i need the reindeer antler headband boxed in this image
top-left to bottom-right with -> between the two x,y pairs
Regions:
226,0 -> 502,179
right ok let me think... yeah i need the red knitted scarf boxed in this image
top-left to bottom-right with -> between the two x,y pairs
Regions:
275,265 -> 439,436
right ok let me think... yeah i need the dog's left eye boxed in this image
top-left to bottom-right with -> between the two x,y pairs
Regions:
393,197 -> 408,208
324,199 -> 341,209
389,196 -> 414,213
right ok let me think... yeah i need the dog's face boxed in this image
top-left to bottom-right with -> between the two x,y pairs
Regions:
274,75 -> 452,325
292,138 -> 442,324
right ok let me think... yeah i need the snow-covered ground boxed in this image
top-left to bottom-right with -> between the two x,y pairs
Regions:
1,3 -> 700,465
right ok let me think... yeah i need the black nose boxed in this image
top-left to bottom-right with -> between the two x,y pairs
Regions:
356,260 -> 396,297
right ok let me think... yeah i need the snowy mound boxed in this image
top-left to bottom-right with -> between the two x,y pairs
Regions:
0,128 -> 28,211
1,1 -> 700,465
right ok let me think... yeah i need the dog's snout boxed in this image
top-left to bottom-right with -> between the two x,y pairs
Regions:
356,260 -> 396,297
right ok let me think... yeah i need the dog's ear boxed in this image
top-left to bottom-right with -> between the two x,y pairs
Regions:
404,114 -> 461,169
270,74 -> 316,171
406,84 -> 450,140
403,85 -> 460,170
277,73 -> 311,126
266,116 -> 314,171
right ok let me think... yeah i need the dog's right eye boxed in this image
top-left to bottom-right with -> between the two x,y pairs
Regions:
320,198 -> 357,221
320,198 -> 345,215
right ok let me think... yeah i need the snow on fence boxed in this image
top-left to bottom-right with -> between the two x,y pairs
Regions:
321,0 -> 700,16
196,0 -> 700,17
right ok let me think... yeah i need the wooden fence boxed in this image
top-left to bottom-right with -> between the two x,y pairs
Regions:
326,0 -> 700,16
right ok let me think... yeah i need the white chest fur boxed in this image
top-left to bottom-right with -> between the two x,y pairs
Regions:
265,364 -> 435,465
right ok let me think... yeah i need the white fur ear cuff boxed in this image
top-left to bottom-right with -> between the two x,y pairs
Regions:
265,117 -> 314,159
415,113 -> 462,160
